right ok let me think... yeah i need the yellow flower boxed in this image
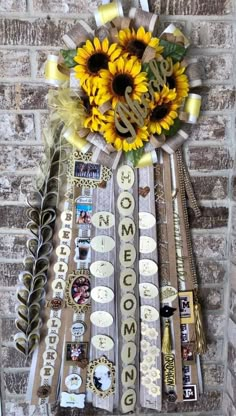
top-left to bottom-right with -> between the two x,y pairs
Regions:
97,56 -> 148,108
148,85 -> 180,135
118,26 -> 164,60
74,37 -> 121,92
102,111 -> 149,152
165,59 -> 189,102
84,106 -> 107,132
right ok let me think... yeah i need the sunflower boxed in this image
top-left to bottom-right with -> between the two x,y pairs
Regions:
74,37 -> 122,92
148,86 -> 180,135
84,106 -> 107,132
97,56 -> 148,108
102,111 -> 149,152
118,26 -> 164,60
165,59 -> 189,102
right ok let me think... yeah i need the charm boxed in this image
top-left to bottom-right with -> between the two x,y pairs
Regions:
65,270 -> 91,313
87,356 -> 115,398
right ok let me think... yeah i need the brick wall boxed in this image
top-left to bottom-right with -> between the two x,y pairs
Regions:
0,0 -> 235,415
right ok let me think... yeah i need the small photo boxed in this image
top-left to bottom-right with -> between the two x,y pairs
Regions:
74,161 -> 101,180
71,276 -> 91,305
66,342 -> 88,365
75,200 -> 92,225
93,364 -> 112,393
75,238 -> 91,262
182,343 -> 195,362
179,291 -> 194,324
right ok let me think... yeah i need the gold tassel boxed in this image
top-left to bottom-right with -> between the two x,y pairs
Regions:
194,300 -> 207,354
162,319 -> 172,354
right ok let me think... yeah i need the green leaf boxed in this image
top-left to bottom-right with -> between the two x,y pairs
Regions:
162,118 -> 182,137
159,39 -> 186,62
60,49 -> 77,68
142,62 -> 156,81
125,147 -> 145,167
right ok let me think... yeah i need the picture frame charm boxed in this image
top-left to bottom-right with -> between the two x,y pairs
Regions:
87,356 -> 115,398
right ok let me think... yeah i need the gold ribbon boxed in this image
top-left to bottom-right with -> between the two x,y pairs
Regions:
63,128 -> 91,153
136,150 -> 158,168
45,55 -> 69,86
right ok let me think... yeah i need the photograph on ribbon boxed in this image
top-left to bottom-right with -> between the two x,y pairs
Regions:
87,356 -> 115,398
75,237 -> 91,262
75,196 -> 92,225
71,276 -> 90,304
179,291 -> 194,324
68,151 -> 112,188
183,365 -> 191,385
65,271 -> 91,313
74,161 -> 101,180
182,342 -> 195,363
66,342 -> 88,368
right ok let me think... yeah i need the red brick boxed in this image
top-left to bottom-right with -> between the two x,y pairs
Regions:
0,50 -> 31,78
0,18 -> 75,46
162,391 -> 222,413
0,114 -> 36,142
0,263 -> 24,286
0,84 -> 48,110
200,86 -> 235,111
3,371 -> 29,394
0,174 -> 33,202
198,54 -> 233,81
0,206 -> 27,228
0,145 -> 43,171
186,115 -> 229,142
191,22 -> 233,48
189,207 -> 228,229
191,176 -> 228,200
192,234 -> 227,259
1,319 -> 18,342
1,347 -> 31,368
188,146 -> 233,171
206,313 -> 225,337
0,0 -> 27,12
0,290 -> 18,315
202,364 -> 224,386
196,260 -> 226,285
158,0 -> 232,15
200,287 -> 224,310
202,338 -> 224,362
32,0 -> 100,13
0,234 -> 28,259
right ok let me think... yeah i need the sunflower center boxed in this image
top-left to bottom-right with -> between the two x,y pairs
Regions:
151,105 -> 169,121
127,39 -> 147,59
87,52 -> 109,73
112,74 -> 134,96
166,76 -> 176,89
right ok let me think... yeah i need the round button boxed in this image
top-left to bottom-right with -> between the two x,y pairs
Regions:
65,373 -> 82,391
71,321 -> 86,337
117,165 -> 135,190
90,311 -> 113,328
